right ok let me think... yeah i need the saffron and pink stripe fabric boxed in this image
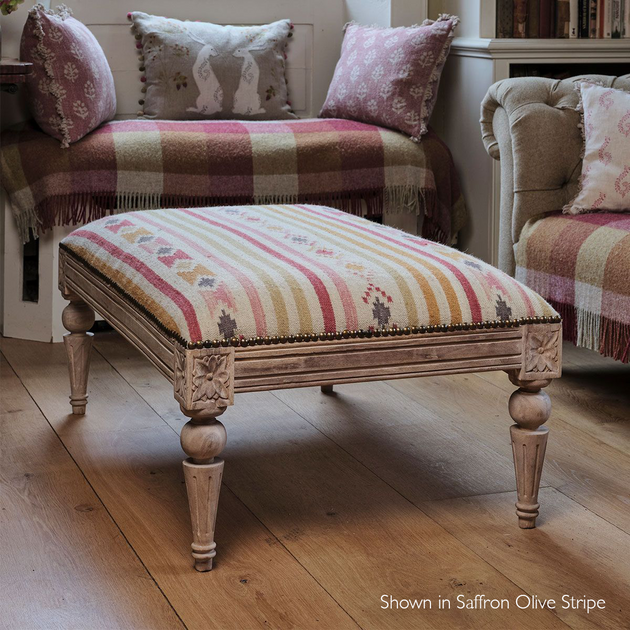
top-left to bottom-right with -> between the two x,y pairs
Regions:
0,118 -> 465,244
61,204 -> 556,345
516,212 -> 630,362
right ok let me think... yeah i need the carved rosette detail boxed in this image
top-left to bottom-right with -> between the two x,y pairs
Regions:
191,354 -> 231,410
173,346 -> 234,414
525,330 -> 560,374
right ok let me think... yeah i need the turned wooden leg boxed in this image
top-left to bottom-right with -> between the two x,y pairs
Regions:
174,345 -> 233,571
507,373 -> 552,529
321,384 -> 334,394
180,410 -> 227,572
62,297 -> 95,415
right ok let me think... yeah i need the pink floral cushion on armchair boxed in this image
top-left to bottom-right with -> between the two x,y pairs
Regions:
319,16 -> 458,142
564,83 -> 630,214
20,5 -> 116,148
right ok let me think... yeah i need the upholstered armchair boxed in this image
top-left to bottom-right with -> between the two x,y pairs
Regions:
481,75 -> 630,362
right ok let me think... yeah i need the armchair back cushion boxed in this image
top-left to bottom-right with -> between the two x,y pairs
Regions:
564,82 -> 630,215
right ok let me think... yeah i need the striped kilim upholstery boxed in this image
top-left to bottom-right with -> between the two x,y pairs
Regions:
60,204 -> 558,347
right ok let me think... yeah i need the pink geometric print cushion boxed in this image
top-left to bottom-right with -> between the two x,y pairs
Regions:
20,5 -> 116,148
565,83 -> 630,214
319,16 -> 459,142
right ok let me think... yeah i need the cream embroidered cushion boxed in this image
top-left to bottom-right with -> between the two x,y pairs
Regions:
60,204 -> 558,347
129,12 -> 296,120
565,83 -> 630,215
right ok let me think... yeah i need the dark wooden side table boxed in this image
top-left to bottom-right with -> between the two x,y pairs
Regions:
0,58 -> 32,94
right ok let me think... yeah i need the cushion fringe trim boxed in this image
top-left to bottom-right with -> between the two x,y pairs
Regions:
413,14 -> 460,142
28,4 -> 74,149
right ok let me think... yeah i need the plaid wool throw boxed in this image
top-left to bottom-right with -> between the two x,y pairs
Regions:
0,118 -> 466,243
516,212 -> 630,362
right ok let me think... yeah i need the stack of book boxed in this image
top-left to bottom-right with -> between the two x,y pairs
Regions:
497,0 -> 630,38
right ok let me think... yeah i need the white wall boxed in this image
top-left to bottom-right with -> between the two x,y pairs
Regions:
430,0 -> 495,37
0,1 -> 37,59
432,54 -> 496,262
345,0 -> 428,27
0,1 -> 39,129
345,0 -> 391,26
429,0 -> 498,262
429,0 -> 482,37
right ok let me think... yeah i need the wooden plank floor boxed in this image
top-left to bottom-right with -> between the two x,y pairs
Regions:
1,332 -> 629,630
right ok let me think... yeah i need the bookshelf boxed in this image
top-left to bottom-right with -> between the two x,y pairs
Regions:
494,0 -> 630,39
450,36 -> 630,78
479,0 -> 629,39
428,0 -> 630,264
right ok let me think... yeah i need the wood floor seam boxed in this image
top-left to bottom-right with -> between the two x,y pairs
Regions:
93,345 -> 179,436
219,488 -> 365,630
269,387 -> 527,507
0,349 -> 189,630
553,486 -> 630,537
265,387 -> 573,613
418,485 -> 554,506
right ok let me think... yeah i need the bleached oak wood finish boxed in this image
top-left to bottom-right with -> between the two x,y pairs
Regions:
59,249 -> 562,570
180,412 -> 227,571
507,373 -> 552,528
61,294 -> 95,415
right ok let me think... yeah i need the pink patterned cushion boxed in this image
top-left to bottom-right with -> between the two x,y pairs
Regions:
20,5 -> 116,148
565,83 -> 630,214
319,16 -> 458,142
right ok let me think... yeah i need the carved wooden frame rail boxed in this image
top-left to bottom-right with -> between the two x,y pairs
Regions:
59,249 -> 562,572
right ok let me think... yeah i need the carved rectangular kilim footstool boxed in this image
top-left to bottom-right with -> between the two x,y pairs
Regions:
58,204 -> 562,572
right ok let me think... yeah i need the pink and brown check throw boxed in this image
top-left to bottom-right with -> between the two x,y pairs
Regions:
0,118 -> 466,243
516,212 -> 630,362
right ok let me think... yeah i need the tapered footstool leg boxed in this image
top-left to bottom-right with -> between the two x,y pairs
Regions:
180,411 -> 227,571
173,347 -> 234,571
62,296 -> 95,415
507,373 -> 552,529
